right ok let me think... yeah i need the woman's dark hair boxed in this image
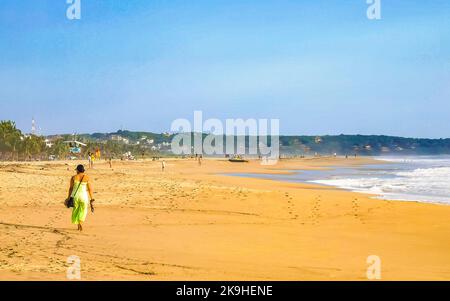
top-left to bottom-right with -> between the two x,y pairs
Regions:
76,164 -> 85,173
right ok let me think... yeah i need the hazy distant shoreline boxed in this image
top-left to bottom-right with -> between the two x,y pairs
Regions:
51,130 -> 450,156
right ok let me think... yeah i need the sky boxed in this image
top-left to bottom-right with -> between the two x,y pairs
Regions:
0,0 -> 449,138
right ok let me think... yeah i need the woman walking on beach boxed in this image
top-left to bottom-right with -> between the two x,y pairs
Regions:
90,153 -> 96,168
68,164 -> 95,231
87,152 -> 92,168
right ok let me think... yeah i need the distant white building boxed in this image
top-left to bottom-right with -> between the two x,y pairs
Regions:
45,139 -> 53,148
110,135 -> 129,144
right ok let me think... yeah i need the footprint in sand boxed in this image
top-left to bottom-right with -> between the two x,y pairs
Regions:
283,192 -> 299,220
352,198 -> 364,224
308,195 -> 321,224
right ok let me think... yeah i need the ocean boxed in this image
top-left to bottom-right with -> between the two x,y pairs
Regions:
230,156 -> 450,205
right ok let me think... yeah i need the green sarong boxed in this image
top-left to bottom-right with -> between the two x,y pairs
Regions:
71,181 -> 89,224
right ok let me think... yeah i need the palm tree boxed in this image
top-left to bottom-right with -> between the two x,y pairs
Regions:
19,135 -> 45,160
0,120 -> 22,160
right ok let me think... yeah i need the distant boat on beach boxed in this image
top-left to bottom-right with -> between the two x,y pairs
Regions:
229,155 -> 248,163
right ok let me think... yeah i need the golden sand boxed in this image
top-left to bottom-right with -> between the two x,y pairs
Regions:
0,157 -> 449,280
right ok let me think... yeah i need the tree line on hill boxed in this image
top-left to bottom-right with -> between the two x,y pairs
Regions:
0,121 -> 163,161
2,119 -> 450,161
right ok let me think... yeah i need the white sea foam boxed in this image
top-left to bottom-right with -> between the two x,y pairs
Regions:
310,157 -> 450,205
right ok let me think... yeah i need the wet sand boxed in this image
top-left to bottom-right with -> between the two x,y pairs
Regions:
0,157 -> 449,280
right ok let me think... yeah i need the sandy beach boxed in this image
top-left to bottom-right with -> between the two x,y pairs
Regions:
0,157 -> 449,280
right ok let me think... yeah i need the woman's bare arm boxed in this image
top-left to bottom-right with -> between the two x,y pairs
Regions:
87,180 -> 94,200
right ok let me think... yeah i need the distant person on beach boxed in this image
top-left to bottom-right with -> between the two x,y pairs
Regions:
87,152 -> 92,168
109,157 -> 112,168
68,164 -> 95,231
162,160 -> 166,171
90,153 -> 96,168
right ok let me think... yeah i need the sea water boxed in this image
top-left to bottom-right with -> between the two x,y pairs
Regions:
230,156 -> 450,205
310,156 -> 450,205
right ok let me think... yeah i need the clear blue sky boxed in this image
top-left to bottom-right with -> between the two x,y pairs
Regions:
0,0 -> 449,137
